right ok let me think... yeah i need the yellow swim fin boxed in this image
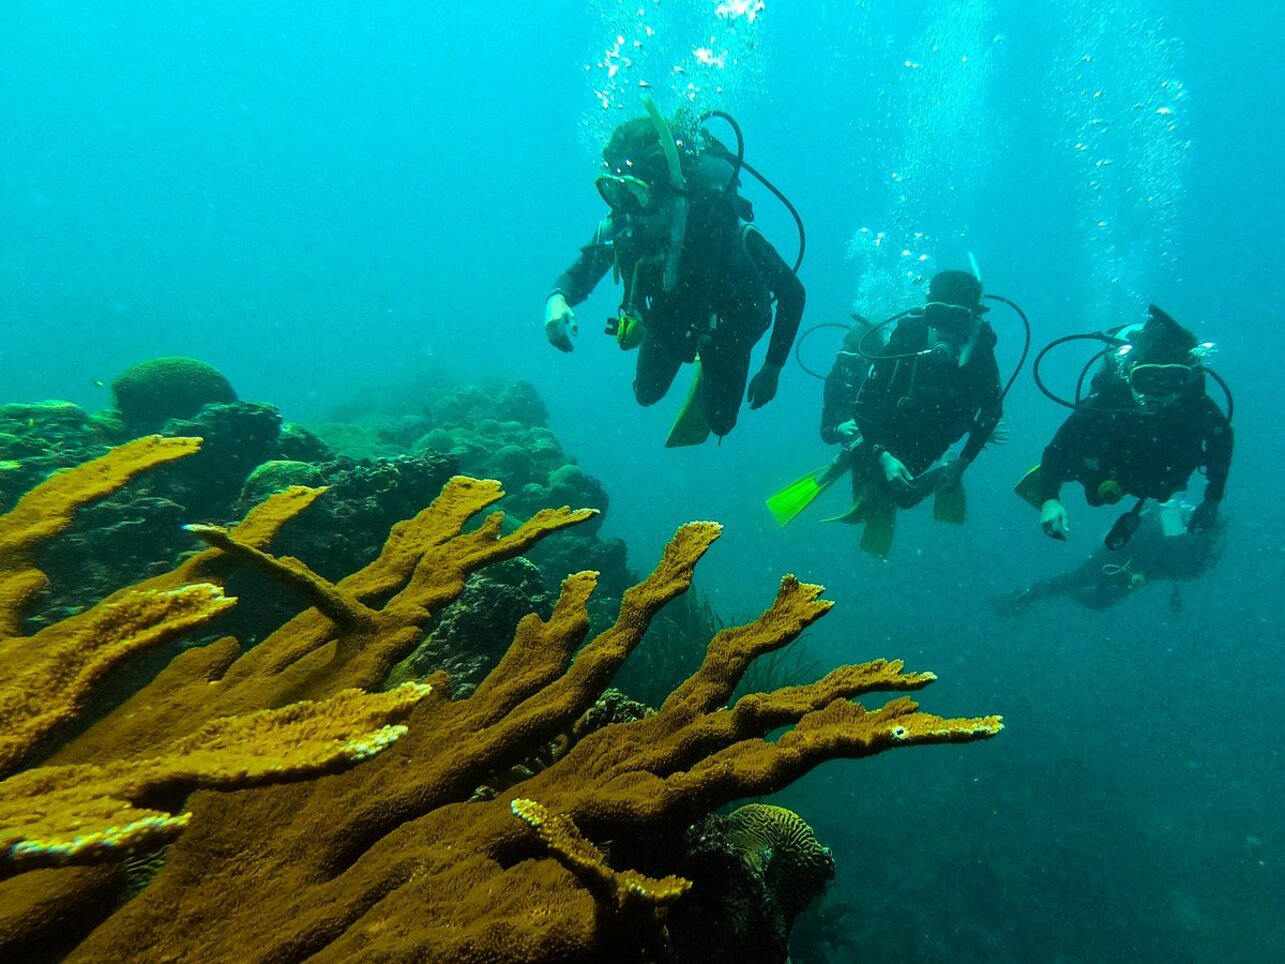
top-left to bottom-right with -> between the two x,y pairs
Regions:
766,450 -> 854,526
822,482 -> 897,558
933,479 -> 967,525
858,497 -> 897,559
665,360 -> 711,448
1014,464 -> 1043,510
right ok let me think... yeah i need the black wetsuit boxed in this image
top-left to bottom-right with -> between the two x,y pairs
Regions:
820,328 -> 869,445
551,211 -> 805,436
852,314 -> 1002,503
1038,375 -> 1232,507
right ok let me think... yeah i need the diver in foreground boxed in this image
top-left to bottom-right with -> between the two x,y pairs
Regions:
1019,304 -> 1233,548
770,269 -> 1021,559
543,96 -> 805,446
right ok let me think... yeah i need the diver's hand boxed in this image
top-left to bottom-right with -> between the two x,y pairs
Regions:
747,362 -> 782,409
879,451 -> 913,491
835,419 -> 861,447
937,456 -> 969,492
544,293 -> 577,353
1188,498 -> 1219,533
1040,499 -> 1069,541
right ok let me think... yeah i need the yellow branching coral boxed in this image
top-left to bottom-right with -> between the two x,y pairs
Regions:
0,683 -> 431,873
0,440 -> 1001,962
0,435 -> 201,639
62,518 -> 999,962
511,798 -> 692,910
0,442 -> 469,879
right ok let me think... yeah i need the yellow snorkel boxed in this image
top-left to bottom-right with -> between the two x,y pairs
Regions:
641,92 -> 688,294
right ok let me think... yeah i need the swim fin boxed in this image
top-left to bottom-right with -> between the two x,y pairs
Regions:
1014,464 -> 1043,510
933,478 -> 967,525
665,360 -> 711,448
766,450 -> 854,526
858,497 -> 897,559
823,484 -> 896,558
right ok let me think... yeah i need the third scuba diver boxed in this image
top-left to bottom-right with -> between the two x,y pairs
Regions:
543,96 -> 805,446
1019,304 -> 1233,549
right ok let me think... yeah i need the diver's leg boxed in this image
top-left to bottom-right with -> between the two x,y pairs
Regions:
633,334 -> 683,407
696,339 -> 751,437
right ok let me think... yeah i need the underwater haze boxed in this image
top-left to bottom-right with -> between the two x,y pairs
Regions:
3,1 -> 1284,960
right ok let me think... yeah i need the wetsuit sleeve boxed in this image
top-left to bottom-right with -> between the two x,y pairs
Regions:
1200,399 -> 1233,500
959,334 -> 1003,463
549,218 -> 615,307
745,228 -> 805,368
820,350 -> 866,444
1038,414 -> 1086,503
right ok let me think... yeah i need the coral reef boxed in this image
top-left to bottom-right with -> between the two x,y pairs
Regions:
0,389 -> 1003,961
0,438 -> 437,873
109,357 -> 236,431
659,804 -> 836,963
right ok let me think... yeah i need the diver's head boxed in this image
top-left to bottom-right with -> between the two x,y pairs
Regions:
596,117 -> 680,236
1114,304 -> 1202,408
924,269 -> 988,336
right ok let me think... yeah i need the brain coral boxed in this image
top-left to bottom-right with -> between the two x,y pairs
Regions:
110,357 -> 237,429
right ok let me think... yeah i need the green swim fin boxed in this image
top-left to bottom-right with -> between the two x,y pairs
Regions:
1014,464 -> 1043,510
766,450 -> 854,526
665,360 -> 711,448
933,479 -> 967,525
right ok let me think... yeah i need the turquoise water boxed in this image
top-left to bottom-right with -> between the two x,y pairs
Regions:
3,2 -> 1282,960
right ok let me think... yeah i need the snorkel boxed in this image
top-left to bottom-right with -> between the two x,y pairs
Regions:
641,93 -> 688,294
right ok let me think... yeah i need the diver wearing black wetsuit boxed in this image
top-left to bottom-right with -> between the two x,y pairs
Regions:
851,273 -> 1002,506
1037,374 -> 1232,513
550,208 -> 804,437
820,324 -> 869,446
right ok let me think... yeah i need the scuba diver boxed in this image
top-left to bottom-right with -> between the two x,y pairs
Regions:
992,499 -> 1225,615
769,269 -> 1019,559
820,315 -> 875,448
543,95 -> 806,446
1018,304 -> 1233,548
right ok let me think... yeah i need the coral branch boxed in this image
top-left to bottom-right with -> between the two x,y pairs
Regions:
183,522 -> 377,630
0,583 -> 234,777
1,682 -> 432,875
0,435 -> 201,635
511,798 -> 691,910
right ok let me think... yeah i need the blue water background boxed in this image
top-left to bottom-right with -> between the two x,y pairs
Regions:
2,2 -> 1282,960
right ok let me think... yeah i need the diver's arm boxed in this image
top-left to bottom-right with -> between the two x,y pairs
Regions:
546,219 -> 616,352
1202,404 -> 1233,502
1037,420 -> 1078,505
820,354 -> 864,445
549,218 -> 616,308
959,339 -> 1003,464
745,228 -> 806,369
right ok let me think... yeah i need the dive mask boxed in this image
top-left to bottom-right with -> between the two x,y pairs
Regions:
595,173 -> 654,215
1127,362 -> 1193,400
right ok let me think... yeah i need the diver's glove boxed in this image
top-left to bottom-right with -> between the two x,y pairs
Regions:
879,450 -> 914,491
937,455 -> 969,492
746,362 -> 782,409
544,293 -> 577,353
834,419 -> 861,447
1188,498 -> 1220,533
1040,499 -> 1069,541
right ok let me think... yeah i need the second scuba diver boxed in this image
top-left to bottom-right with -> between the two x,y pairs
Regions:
769,269 -> 1009,559
543,96 -> 806,446
1019,304 -> 1233,548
